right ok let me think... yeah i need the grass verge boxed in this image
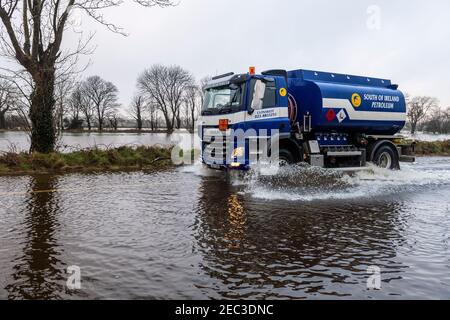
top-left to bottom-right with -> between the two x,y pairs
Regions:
0,141 -> 448,175
0,146 -> 174,175
414,140 -> 450,156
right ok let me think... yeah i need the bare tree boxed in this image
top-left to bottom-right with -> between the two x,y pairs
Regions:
147,101 -> 159,131
407,96 -> 438,134
0,79 -> 16,129
137,64 -> 194,133
67,83 -> 88,130
0,0 -> 174,152
424,105 -> 442,134
183,84 -> 200,132
0,69 -> 33,133
4,113 -> 27,129
108,114 -> 119,131
83,76 -> 119,131
55,73 -> 76,131
71,83 -> 94,131
199,75 -> 212,107
443,108 -> 450,134
423,106 -> 450,134
129,95 -> 145,131
12,99 -> 32,132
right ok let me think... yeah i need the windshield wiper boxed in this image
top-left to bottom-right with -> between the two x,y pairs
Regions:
217,104 -> 233,114
202,110 -> 213,115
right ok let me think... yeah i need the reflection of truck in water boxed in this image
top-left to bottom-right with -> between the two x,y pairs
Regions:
199,68 -> 415,170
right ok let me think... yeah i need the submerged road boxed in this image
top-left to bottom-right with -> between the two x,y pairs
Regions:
0,157 -> 449,299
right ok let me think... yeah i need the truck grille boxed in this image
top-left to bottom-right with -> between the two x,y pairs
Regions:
202,130 -> 232,165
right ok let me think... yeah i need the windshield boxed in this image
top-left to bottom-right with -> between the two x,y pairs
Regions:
202,84 -> 245,115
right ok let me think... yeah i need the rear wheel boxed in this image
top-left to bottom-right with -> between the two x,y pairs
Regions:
373,145 -> 400,170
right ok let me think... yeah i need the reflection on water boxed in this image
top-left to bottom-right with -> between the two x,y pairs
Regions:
0,157 -> 450,299
195,176 -> 409,299
225,194 -> 247,250
5,176 -> 65,299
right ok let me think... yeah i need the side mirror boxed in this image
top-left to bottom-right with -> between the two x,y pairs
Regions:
229,83 -> 240,90
250,79 -> 266,111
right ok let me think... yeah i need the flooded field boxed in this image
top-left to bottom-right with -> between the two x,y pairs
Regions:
1,157 -> 450,299
0,131 -> 188,152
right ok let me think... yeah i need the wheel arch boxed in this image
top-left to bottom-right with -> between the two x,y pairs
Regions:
278,137 -> 303,163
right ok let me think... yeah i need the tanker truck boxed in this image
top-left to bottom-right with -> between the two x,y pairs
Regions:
199,68 -> 415,171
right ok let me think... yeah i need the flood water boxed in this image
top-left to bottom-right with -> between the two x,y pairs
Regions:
1,156 -> 450,299
0,131 -> 188,152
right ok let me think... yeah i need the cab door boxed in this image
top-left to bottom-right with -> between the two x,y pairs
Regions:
245,76 -> 290,133
243,76 -> 290,165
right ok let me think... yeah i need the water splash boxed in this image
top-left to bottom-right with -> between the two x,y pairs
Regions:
179,161 -> 224,177
243,164 -> 357,201
241,158 -> 450,202
179,157 -> 450,202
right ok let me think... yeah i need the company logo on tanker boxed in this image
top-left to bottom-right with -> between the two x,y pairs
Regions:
351,93 -> 362,108
363,93 -> 400,110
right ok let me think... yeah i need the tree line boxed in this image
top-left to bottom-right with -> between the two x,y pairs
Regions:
0,65 -> 205,133
406,96 -> 450,135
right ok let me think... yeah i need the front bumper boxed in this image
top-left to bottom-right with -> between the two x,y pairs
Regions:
204,162 -> 249,171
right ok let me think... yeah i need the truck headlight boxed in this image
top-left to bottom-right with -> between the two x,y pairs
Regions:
231,147 -> 245,158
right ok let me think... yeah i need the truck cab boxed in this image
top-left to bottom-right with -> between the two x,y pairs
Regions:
199,68 -> 415,171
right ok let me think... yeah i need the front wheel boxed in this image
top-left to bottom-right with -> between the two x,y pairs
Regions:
372,145 -> 400,170
277,149 -> 294,167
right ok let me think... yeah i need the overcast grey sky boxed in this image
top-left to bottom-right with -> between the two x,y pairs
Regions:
67,0 -> 450,109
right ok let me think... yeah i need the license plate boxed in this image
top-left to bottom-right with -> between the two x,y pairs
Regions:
210,164 -> 221,169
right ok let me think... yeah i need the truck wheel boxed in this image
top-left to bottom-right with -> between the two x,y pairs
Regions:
373,145 -> 400,170
278,149 -> 294,166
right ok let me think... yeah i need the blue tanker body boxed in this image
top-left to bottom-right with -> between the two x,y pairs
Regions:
287,69 -> 407,135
